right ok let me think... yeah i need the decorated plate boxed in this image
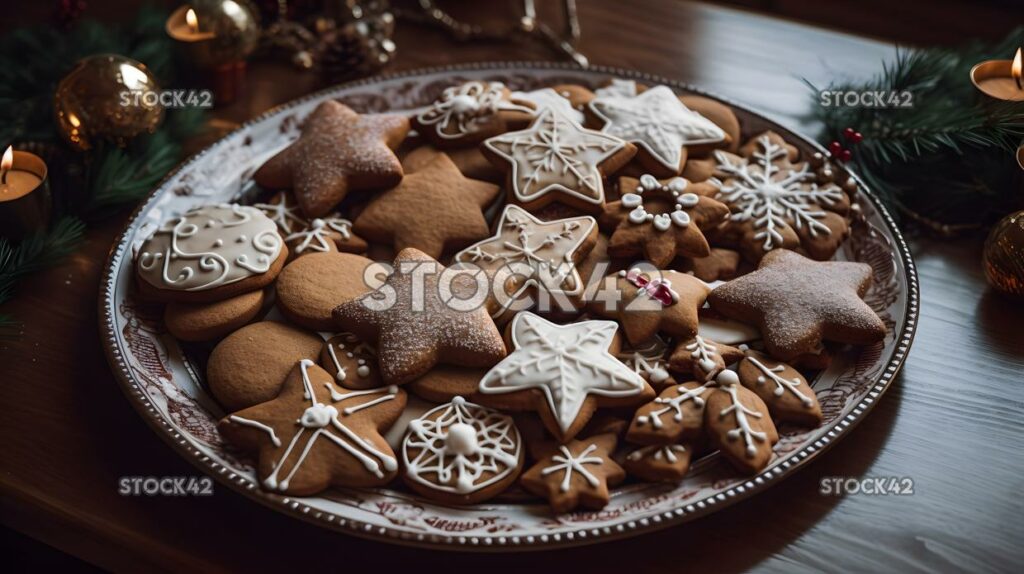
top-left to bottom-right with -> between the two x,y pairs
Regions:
99,62 -> 918,550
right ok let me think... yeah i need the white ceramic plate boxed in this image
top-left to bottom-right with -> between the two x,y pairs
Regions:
100,62 -> 918,551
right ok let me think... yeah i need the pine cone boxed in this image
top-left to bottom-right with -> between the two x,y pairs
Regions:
316,13 -> 396,82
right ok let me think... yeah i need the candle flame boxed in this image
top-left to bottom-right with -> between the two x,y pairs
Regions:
1013,48 -> 1022,90
1,146 -> 12,173
186,8 -> 199,34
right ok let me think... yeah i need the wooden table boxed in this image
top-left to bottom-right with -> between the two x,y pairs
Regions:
3,1 -> 1023,571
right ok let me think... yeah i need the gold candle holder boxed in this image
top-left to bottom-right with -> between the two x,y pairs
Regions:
165,1 -> 260,105
0,146 -> 52,240
970,48 -> 1024,101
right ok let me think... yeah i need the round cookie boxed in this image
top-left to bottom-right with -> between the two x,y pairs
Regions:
135,204 -> 288,303
406,365 -> 488,403
164,288 -> 268,342
401,396 -> 523,505
207,321 -> 323,412
275,251 -> 378,331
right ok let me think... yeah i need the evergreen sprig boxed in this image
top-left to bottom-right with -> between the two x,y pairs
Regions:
809,28 -> 1024,230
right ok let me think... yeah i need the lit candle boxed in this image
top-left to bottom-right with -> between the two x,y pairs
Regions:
0,145 -> 52,239
970,48 -> 1024,101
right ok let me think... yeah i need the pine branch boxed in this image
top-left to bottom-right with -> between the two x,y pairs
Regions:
0,217 -> 86,306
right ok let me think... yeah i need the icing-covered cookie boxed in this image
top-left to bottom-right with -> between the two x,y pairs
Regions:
453,204 -> 598,318
520,433 -> 624,514
601,174 -> 730,267
320,333 -> 382,390
401,396 -> 523,504
253,100 -> 409,217
668,334 -> 745,382
736,350 -> 822,427
589,85 -> 728,176
482,109 -> 636,213
627,381 -> 713,446
136,204 -> 286,303
704,370 -> 779,475
478,312 -> 653,442
412,81 -> 535,147
219,360 -> 405,495
624,443 -> 693,482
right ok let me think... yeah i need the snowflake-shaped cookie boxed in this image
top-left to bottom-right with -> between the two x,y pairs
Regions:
483,109 -> 634,212
401,396 -> 522,503
478,312 -> 651,442
700,131 -> 850,262
590,85 -> 726,175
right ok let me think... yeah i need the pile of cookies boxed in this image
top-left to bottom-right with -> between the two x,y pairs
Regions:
133,78 -> 886,513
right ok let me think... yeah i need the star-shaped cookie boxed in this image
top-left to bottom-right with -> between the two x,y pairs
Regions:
601,174 -> 730,267
482,109 -> 636,213
587,267 -> 710,346
477,312 -> 652,442
589,85 -> 727,175
707,249 -> 886,360
413,81 -> 535,147
520,433 -> 624,513
353,152 -> 500,259
217,360 -> 406,496
453,204 -> 598,317
253,100 -> 409,217
333,248 -> 507,385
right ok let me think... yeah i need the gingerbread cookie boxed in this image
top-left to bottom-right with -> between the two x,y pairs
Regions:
624,443 -> 693,482
482,109 -> 636,213
511,86 -> 588,124
668,335 -> 745,382
736,350 -> 822,427
207,321 -> 324,412
412,81 -> 535,147
600,174 -> 730,267
707,249 -> 885,360
677,247 -> 742,282
686,131 -> 851,263
254,191 -> 305,234
402,145 -> 502,183
454,204 -> 598,318
353,152 -> 500,259
478,312 -> 652,442
219,360 -> 405,495
284,214 -> 367,258
320,333 -> 382,390
587,267 -> 710,346
704,370 -> 778,475
164,288 -> 267,342
626,381 -> 713,445
402,396 -> 523,504
615,335 -> 675,389
333,248 -> 507,385
406,365 -> 488,403
275,252 -> 377,331
253,100 -> 409,217
520,433 -> 624,513
589,85 -> 728,176
136,204 -> 287,303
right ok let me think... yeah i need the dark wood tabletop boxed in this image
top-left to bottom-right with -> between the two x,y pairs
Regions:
2,1 -> 1023,572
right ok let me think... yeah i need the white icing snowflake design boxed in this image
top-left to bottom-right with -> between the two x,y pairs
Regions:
284,214 -> 354,254
483,109 -> 628,206
711,134 -> 845,252
541,443 -> 604,492
254,197 -> 305,233
590,85 -> 725,172
454,205 -> 596,312
402,396 -> 521,495
616,335 -> 672,385
416,81 -> 533,139
479,312 -> 647,433
511,87 -> 585,124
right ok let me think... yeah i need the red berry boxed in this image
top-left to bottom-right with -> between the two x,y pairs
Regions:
839,149 -> 853,162
850,131 -> 863,143
843,127 -> 855,139
828,141 -> 843,155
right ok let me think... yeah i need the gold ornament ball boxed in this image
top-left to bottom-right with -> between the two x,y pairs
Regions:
983,210 -> 1024,298
54,54 -> 164,151
166,0 -> 260,69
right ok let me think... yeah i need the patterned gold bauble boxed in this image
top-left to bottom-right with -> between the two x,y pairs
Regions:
54,54 -> 164,151
983,210 -> 1024,298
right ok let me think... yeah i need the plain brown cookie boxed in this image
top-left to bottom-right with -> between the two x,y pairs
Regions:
676,247 -> 742,282
207,321 -> 323,412
164,288 -> 267,342
406,365 -> 488,403
402,145 -> 503,184
320,333 -> 383,390
276,251 -> 377,331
